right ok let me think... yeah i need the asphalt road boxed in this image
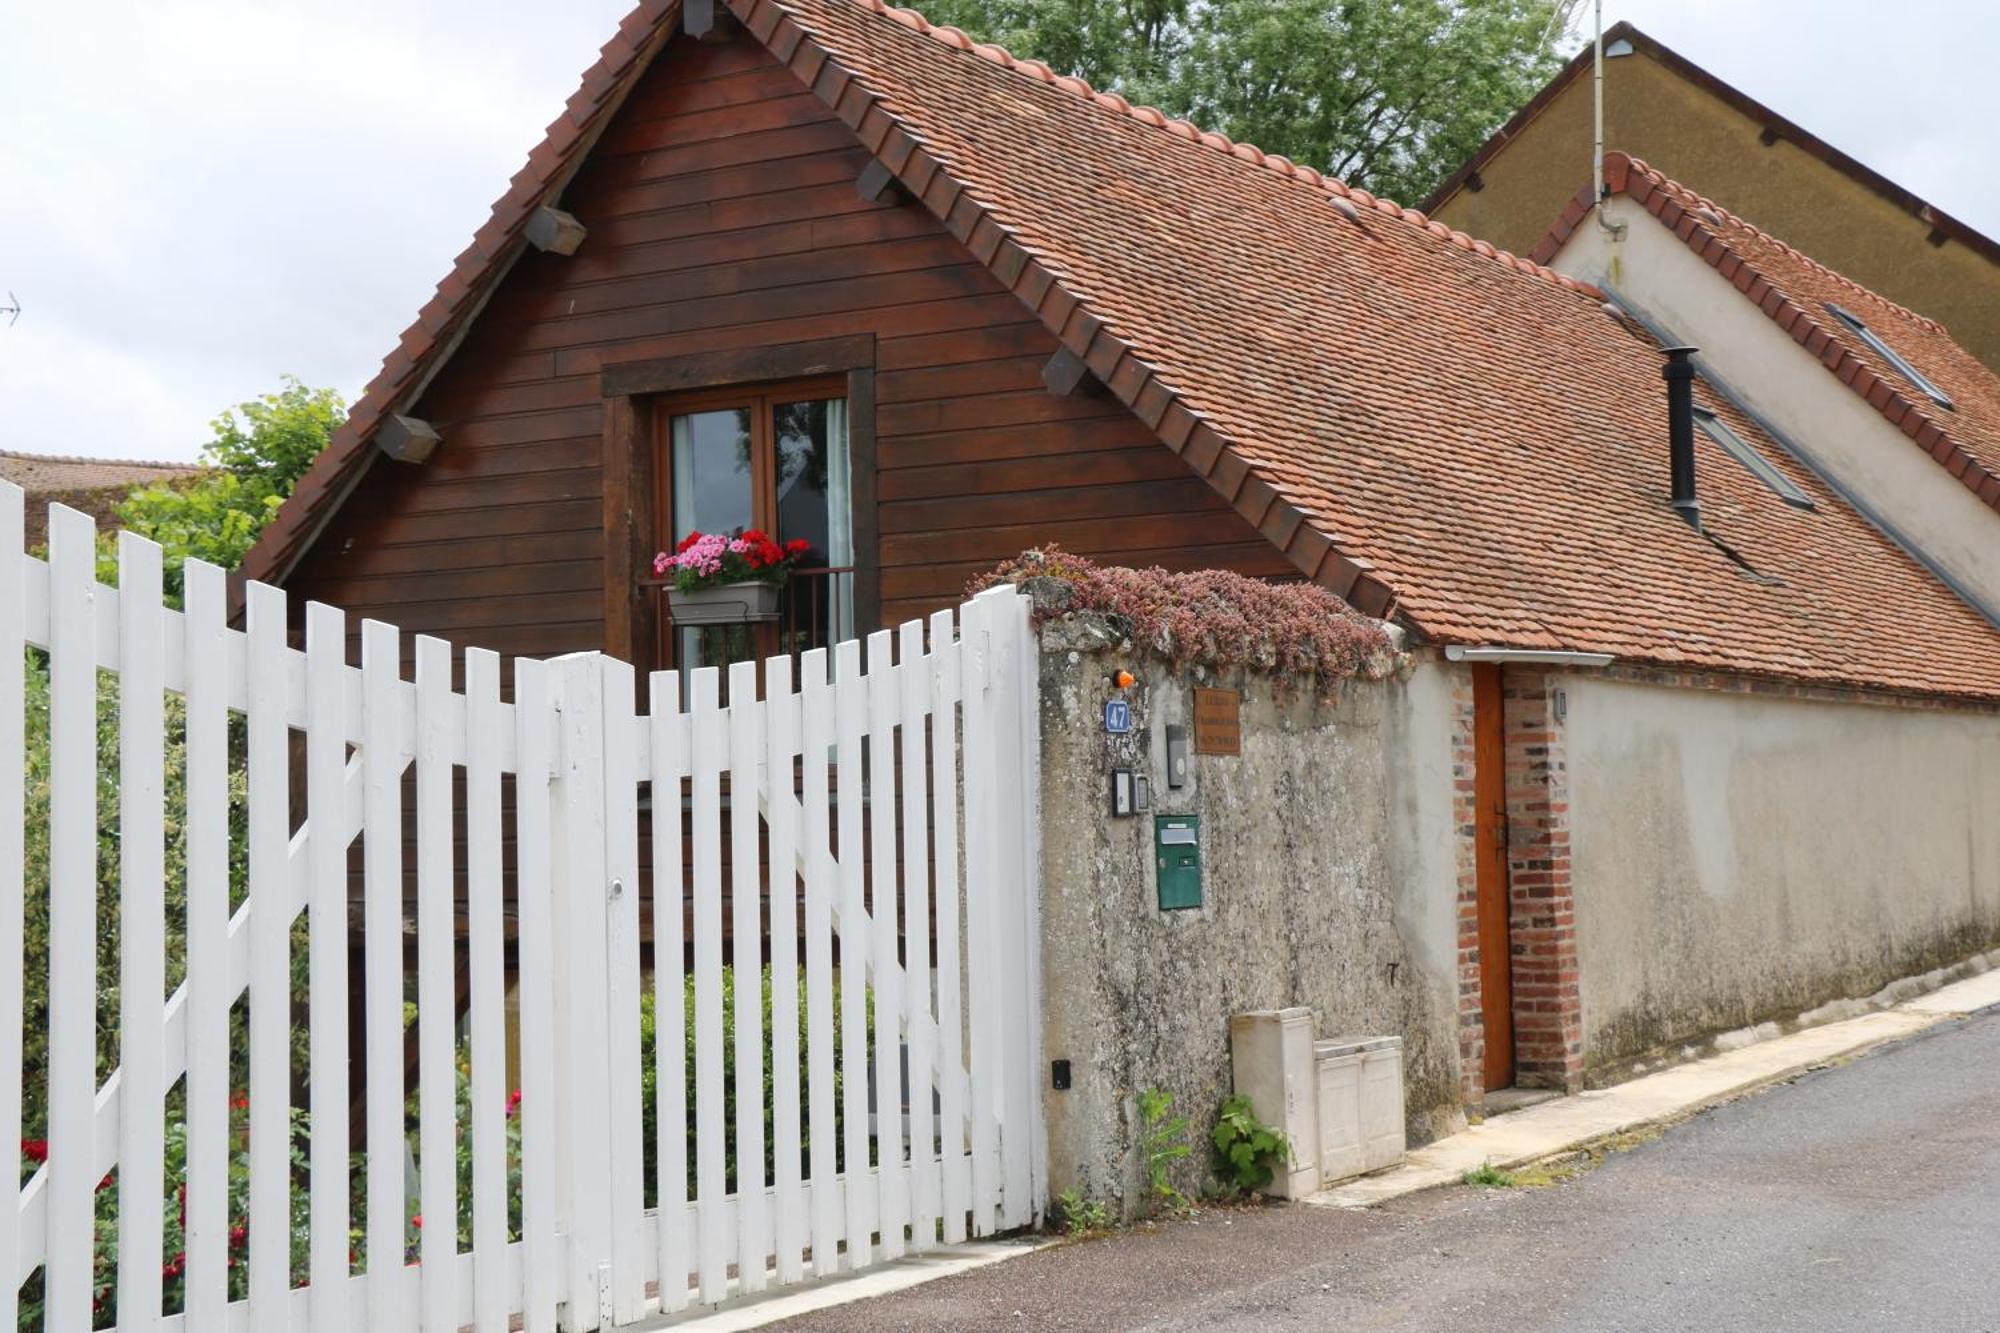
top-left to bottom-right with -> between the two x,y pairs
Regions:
772,1006 -> 2000,1332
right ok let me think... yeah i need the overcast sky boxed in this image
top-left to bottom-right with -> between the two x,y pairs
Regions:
3,0 -> 1994,464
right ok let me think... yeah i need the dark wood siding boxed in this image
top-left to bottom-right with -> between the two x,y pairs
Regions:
285,28 -> 1290,658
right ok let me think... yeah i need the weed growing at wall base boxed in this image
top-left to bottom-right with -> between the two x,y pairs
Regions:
1137,1088 -> 1192,1217
1210,1094 -> 1290,1196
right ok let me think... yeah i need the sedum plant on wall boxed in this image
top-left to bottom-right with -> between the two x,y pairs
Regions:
970,546 -> 1397,694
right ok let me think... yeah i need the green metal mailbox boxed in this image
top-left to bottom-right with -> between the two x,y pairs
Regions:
1155,814 -> 1201,910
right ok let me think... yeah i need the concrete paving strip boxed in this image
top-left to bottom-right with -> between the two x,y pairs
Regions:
1312,965 -> 2000,1209
636,1238 -> 1054,1331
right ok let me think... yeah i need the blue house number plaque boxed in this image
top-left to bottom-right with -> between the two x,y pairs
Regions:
1104,699 -> 1132,733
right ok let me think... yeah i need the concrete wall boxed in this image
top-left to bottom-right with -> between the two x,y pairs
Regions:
1429,47 -> 2000,374
1034,615 -> 1465,1211
1562,672 -> 2000,1075
1552,193 -> 2000,621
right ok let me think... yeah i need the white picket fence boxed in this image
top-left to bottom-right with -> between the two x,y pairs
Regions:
0,482 -> 1045,1331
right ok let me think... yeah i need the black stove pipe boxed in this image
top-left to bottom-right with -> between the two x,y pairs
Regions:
1661,345 -> 1701,530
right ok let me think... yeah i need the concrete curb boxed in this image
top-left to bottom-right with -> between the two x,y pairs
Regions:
1310,965 -> 2000,1210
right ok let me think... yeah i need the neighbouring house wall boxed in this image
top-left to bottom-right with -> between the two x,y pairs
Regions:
282,27 -> 1288,666
1035,619 -> 1465,1211
1561,672 -> 2000,1075
1552,194 -> 2000,620
1430,48 -> 2000,374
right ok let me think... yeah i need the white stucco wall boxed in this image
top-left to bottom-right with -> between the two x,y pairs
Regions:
1562,673 -> 2000,1071
1551,195 -> 2000,617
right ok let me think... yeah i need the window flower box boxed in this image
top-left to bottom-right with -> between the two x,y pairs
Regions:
667,580 -> 781,625
654,528 -> 810,627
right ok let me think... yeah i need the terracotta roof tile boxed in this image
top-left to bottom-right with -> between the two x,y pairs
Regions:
246,0 -> 2000,703
0,450 -> 202,495
743,0 -> 2000,699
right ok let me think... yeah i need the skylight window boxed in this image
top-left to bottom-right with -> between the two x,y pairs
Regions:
1693,408 -> 1815,510
1826,304 -> 1954,409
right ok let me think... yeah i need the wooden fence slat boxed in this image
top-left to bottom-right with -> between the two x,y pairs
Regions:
765,655 -> 804,1285
246,581 -> 292,1330
648,670 -> 689,1314
985,593 -> 1035,1228
798,649 -> 840,1277
928,609 -> 968,1244
690,667 -> 729,1304
0,486 -> 22,1333
958,596 -> 1001,1235
362,619 -> 410,1331
465,648 -> 507,1333
117,533 -> 167,1333
898,618 -> 937,1253
415,635 -> 457,1333
513,659 -> 559,1333
552,654 -> 611,1319
601,655 -> 645,1323
181,560 -> 232,1328
44,507 -> 98,1329
866,632 -> 906,1263
728,659 -> 769,1296
306,601 -> 352,1333
833,638 -> 872,1271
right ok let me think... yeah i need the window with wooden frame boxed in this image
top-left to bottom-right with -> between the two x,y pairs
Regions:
650,377 -> 856,674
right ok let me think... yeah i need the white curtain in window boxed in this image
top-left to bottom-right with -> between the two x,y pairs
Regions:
824,399 -> 854,641
671,413 -> 696,537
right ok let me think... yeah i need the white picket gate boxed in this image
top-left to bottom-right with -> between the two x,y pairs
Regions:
0,482 -> 1044,1332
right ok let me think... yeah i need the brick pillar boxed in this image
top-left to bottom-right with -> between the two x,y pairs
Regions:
1501,669 -> 1584,1091
1448,669 -> 1487,1109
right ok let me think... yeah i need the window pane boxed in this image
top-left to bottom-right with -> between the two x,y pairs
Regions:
671,407 -> 753,540
773,399 -> 850,565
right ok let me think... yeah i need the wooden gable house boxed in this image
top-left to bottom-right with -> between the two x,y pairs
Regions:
247,3 -> 1294,677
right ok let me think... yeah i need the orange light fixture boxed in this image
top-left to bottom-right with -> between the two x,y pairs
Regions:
1111,669 -> 1137,690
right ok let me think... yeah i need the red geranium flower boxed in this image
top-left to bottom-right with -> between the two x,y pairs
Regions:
21,1139 -> 47,1164
785,538 -> 811,557
676,531 -> 703,554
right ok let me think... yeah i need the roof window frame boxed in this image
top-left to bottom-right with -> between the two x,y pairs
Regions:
1825,303 -> 1954,410
1692,406 -> 1816,511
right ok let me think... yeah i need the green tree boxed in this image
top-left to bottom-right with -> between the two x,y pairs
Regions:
111,376 -> 344,600
916,0 -> 1578,204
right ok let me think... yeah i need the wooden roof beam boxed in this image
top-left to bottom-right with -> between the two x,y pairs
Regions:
856,159 -> 908,204
376,415 -> 441,464
1041,347 -> 1097,397
684,0 -> 737,42
524,205 -> 587,255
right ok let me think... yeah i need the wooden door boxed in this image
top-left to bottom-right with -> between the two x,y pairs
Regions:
1471,664 -> 1514,1090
